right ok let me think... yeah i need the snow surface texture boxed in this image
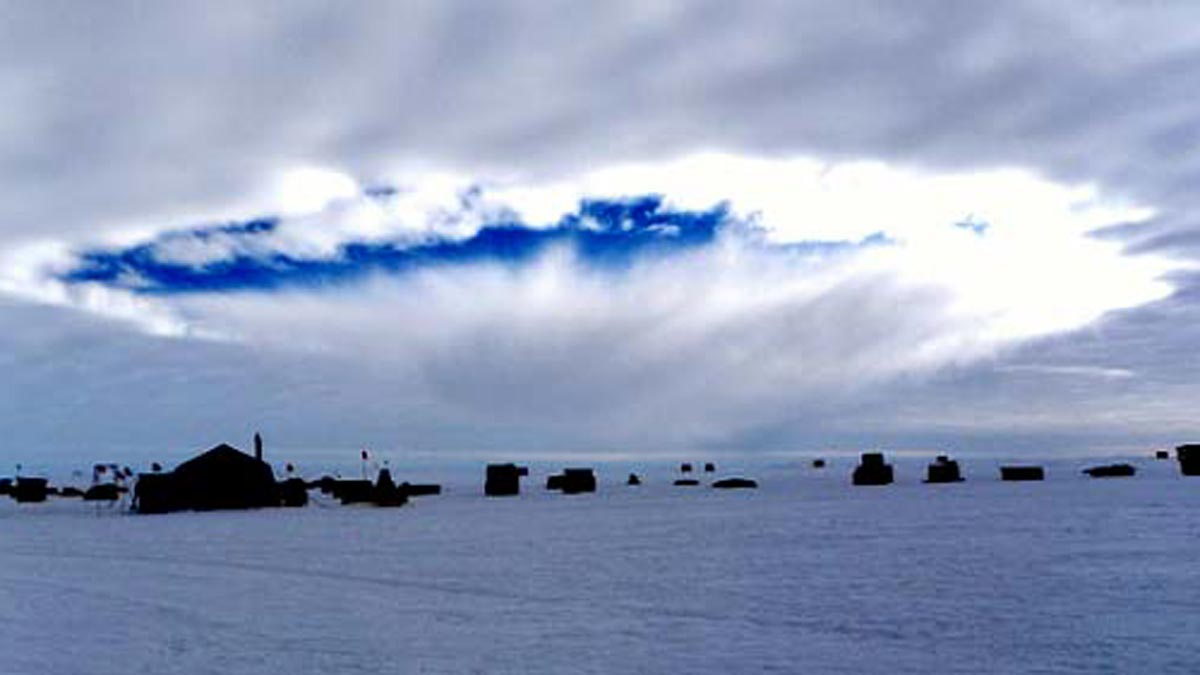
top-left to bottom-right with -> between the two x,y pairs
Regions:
1,457 -> 1198,674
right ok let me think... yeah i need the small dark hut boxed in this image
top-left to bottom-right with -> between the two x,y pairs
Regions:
1000,465 -> 1045,481
399,482 -> 442,497
852,452 -> 894,486
626,473 -> 641,486
925,455 -> 964,483
703,462 -> 716,473
134,441 -> 277,513
1155,450 -> 1170,460
1176,444 -> 1200,476
83,484 -> 121,501
0,477 -> 12,496
485,463 -> 528,496
13,477 -> 48,503
812,459 -> 826,469
546,468 -> 596,494
712,477 -> 757,489
331,479 -> 374,504
680,463 -> 693,473
561,468 -> 596,494
1082,463 -> 1136,478
278,478 -> 308,507
133,473 -> 173,514
371,468 -> 407,507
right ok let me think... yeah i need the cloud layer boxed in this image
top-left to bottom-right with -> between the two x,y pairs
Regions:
2,3 -> 1199,459
0,155 -> 1178,453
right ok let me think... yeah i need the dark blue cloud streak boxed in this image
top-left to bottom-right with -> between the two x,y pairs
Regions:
61,194 -> 888,294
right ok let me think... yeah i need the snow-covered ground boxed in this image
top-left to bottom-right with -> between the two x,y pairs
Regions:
1,456 -> 1198,674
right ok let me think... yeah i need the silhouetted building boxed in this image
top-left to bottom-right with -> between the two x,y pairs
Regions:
812,459 -> 826,469
680,463 -> 693,473
133,442 -> 278,513
925,455 -> 964,483
132,474 -> 173,514
399,483 -> 442,497
1082,463 -> 1136,478
712,477 -> 757,489
372,468 -> 407,507
852,452 -> 894,486
1176,444 -> 1200,476
627,473 -> 641,486
83,484 -> 121,501
1155,450 -> 1170,460
332,479 -> 374,504
704,462 -> 716,473
485,463 -> 528,496
546,468 -> 596,494
1000,465 -> 1045,481
0,478 -> 12,496
278,478 -> 308,507
13,477 -> 48,503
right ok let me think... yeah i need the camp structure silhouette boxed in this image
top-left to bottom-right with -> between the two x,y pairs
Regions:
852,452 -> 894,486
400,482 -> 442,497
484,463 -> 528,496
1176,444 -> 1200,476
13,477 -> 49,503
369,467 -> 408,507
134,439 -> 277,514
712,477 -> 758,489
1000,465 -> 1045,481
546,468 -> 597,494
925,455 -> 964,483
83,483 -> 122,501
278,477 -> 309,507
1082,463 -> 1136,478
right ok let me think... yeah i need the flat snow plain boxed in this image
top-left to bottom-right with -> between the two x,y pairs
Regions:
1,456 -> 1198,674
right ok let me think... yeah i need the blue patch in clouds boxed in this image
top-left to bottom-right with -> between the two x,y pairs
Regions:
63,195 -> 733,294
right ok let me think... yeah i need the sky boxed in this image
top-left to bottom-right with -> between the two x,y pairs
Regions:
2,1 -> 1200,465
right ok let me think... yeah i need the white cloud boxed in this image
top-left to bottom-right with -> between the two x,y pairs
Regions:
0,155 -> 1177,365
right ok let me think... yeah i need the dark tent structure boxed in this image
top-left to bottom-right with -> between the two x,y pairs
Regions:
545,468 -> 596,494
1177,444 -> 1200,476
925,455 -> 964,483
13,477 -> 48,503
134,442 -> 278,513
1082,463 -> 1136,478
484,463 -> 528,496
1000,465 -> 1045,481
853,452 -> 894,486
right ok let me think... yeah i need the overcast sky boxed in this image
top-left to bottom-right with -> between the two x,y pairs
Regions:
3,1 -> 1200,468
